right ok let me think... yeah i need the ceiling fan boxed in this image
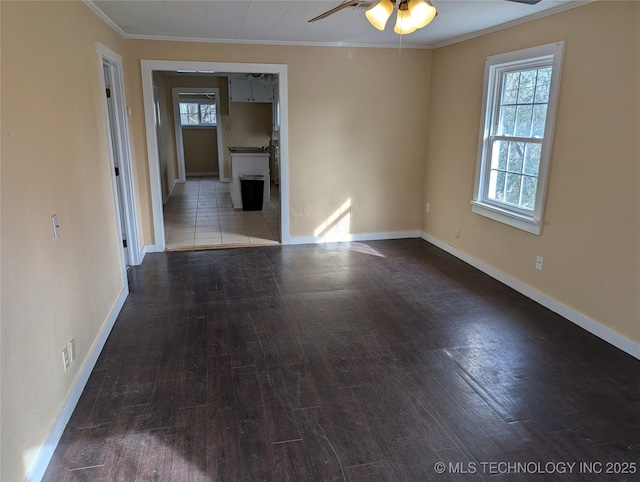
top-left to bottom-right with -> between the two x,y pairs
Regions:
308,0 -> 544,25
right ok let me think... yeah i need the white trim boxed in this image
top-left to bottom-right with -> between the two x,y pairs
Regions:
420,232 -> 640,360
287,230 -> 420,246
25,287 -> 129,482
82,0 -> 127,37
471,201 -> 541,235
96,42 -> 143,266
116,33 -> 430,50
171,87 -> 225,183
172,89 -> 186,183
140,244 -> 151,261
430,1 -> 595,49
472,41 -> 564,236
186,171 -> 218,177
142,244 -> 160,254
180,125 -> 218,130
84,0 -> 592,50
141,60 -> 290,250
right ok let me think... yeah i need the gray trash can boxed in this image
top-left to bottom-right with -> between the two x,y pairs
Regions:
240,175 -> 264,211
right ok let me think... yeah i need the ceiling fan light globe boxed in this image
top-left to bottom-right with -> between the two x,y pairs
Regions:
394,8 -> 417,35
365,0 -> 395,30
408,0 -> 437,29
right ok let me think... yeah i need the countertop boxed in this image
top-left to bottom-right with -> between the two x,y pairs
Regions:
228,147 -> 268,154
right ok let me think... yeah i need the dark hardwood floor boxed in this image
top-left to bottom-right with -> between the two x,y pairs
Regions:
43,239 -> 639,481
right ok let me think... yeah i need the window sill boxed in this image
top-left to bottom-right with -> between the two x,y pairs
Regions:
471,201 -> 541,235
180,125 -> 217,130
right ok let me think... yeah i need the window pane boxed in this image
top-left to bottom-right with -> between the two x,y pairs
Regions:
531,104 -> 547,137
521,176 -> 538,210
503,88 -> 518,105
200,104 -> 216,124
536,66 -> 552,84
534,83 -> 550,103
499,106 -> 516,136
502,73 -> 519,105
505,173 -> 521,205
534,67 -> 551,103
515,105 -> 533,137
507,142 -> 524,173
180,103 -> 198,114
504,71 -> 520,91
491,141 -> 509,170
488,170 -> 506,202
517,70 -> 537,102
180,103 -> 199,125
523,143 -> 541,176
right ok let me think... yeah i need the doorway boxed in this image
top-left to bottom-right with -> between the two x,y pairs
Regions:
140,61 -> 289,252
97,43 -> 141,267
172,87 -> 225,182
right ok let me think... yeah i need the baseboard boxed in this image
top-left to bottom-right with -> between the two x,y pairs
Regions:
287,230 -> 421,245
421,232 -> 640,360
143,244 -> 161,254
25,286 -> 129,482
139,243 -> 151,262
169,178 -> 179,196
186,171 -> 218,177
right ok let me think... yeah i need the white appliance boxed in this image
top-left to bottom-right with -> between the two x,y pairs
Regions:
228,147 -> 270,209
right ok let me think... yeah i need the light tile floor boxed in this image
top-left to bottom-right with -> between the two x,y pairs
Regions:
163,176 -> 280,250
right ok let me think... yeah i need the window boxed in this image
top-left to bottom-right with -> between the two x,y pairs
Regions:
472,42 -> 564,235
179,99 -> 217,127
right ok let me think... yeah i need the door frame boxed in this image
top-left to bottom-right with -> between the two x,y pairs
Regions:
96,42 -> 142,266
141,60 -> 290,252
171,87 -> 225,181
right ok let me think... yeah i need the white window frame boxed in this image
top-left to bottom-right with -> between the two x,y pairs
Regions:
179,98 -> 217,128
472,41 -> 564,235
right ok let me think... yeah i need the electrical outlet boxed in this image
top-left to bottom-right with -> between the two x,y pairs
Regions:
350,203 -> 356,214
225,124 -> 232,131
62,346 -> 70,371
425,203 -> 430,213
455,228 -> 460,239
536,256 -> 544,271
69,338 -> 76,362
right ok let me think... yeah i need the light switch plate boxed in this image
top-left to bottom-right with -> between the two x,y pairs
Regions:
51,214 -> 60,238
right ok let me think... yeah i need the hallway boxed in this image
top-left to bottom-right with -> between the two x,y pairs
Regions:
163,176 -> 280,249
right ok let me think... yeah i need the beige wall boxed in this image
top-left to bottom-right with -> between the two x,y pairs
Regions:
221,102 -> 272,178
0,1 -> 128,481
125,42 -> 432,240
422,1 -> 640,344
152,72 -> 178,200
183,128 -> 219,174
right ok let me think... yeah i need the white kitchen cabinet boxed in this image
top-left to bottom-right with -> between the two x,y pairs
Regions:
251,80 -> 274,102
229,77 -> 273,103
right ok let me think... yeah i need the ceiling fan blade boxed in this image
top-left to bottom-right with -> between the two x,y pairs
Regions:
308,1 -> 360,23
505,0 -> 543,4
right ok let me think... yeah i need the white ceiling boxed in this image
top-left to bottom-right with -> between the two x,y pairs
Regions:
86,0 -> 593,49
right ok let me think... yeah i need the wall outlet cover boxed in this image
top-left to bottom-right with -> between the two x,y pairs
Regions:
69,339 -> 76,361
62,346 -> 70,370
